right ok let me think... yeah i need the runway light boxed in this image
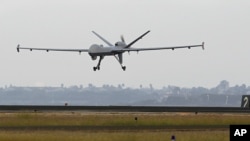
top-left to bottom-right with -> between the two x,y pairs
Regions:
171,135 -> 176,141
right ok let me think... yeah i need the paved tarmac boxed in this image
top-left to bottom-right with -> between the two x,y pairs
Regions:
0,105 -> 249,113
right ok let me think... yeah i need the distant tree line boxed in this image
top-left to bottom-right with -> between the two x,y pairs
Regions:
0,80 -> 248,106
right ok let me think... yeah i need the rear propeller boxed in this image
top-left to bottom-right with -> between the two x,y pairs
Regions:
121,35 -> 125,43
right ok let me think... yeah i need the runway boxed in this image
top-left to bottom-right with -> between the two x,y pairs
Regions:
0,105 -> 249,113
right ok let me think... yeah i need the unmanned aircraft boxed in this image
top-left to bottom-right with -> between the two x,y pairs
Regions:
17,30 -> 204,71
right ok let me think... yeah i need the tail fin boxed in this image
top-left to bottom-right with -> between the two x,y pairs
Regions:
125,30 -> 150,48
92,31 -> 113,46
241,95 -> 250,108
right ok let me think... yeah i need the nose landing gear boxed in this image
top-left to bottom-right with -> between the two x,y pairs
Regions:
93,56 -> 103,71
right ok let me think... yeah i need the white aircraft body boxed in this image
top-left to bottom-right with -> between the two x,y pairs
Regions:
17,30 -> 204,71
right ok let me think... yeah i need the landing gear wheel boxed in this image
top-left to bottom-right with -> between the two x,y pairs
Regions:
93,66 -> 100,71
122,66 -> 126,71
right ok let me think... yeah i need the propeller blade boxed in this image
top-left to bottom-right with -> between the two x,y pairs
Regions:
121,35 -> 125,43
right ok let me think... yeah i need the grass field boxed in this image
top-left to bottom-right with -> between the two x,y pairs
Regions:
0,112 -> 249,141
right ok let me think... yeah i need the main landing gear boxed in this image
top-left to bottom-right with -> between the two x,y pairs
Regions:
92,55 -> 126,71
122,66 -> 126,71
114,55 -> 126,71
93,66 -> 100,71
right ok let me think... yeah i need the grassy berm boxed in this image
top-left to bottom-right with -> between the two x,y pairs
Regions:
0,112 -> 250,141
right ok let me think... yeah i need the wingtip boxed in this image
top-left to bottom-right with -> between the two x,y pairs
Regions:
202,42 -> 205,50
17,44 -> 20,52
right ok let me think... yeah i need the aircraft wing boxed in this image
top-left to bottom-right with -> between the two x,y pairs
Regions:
17,44 -> 89,53
121,42 -> 204,52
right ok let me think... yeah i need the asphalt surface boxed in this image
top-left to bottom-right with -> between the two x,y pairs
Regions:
0,105 -> 249,113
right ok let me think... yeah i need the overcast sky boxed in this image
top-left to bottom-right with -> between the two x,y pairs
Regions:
0,0 -> 250,88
